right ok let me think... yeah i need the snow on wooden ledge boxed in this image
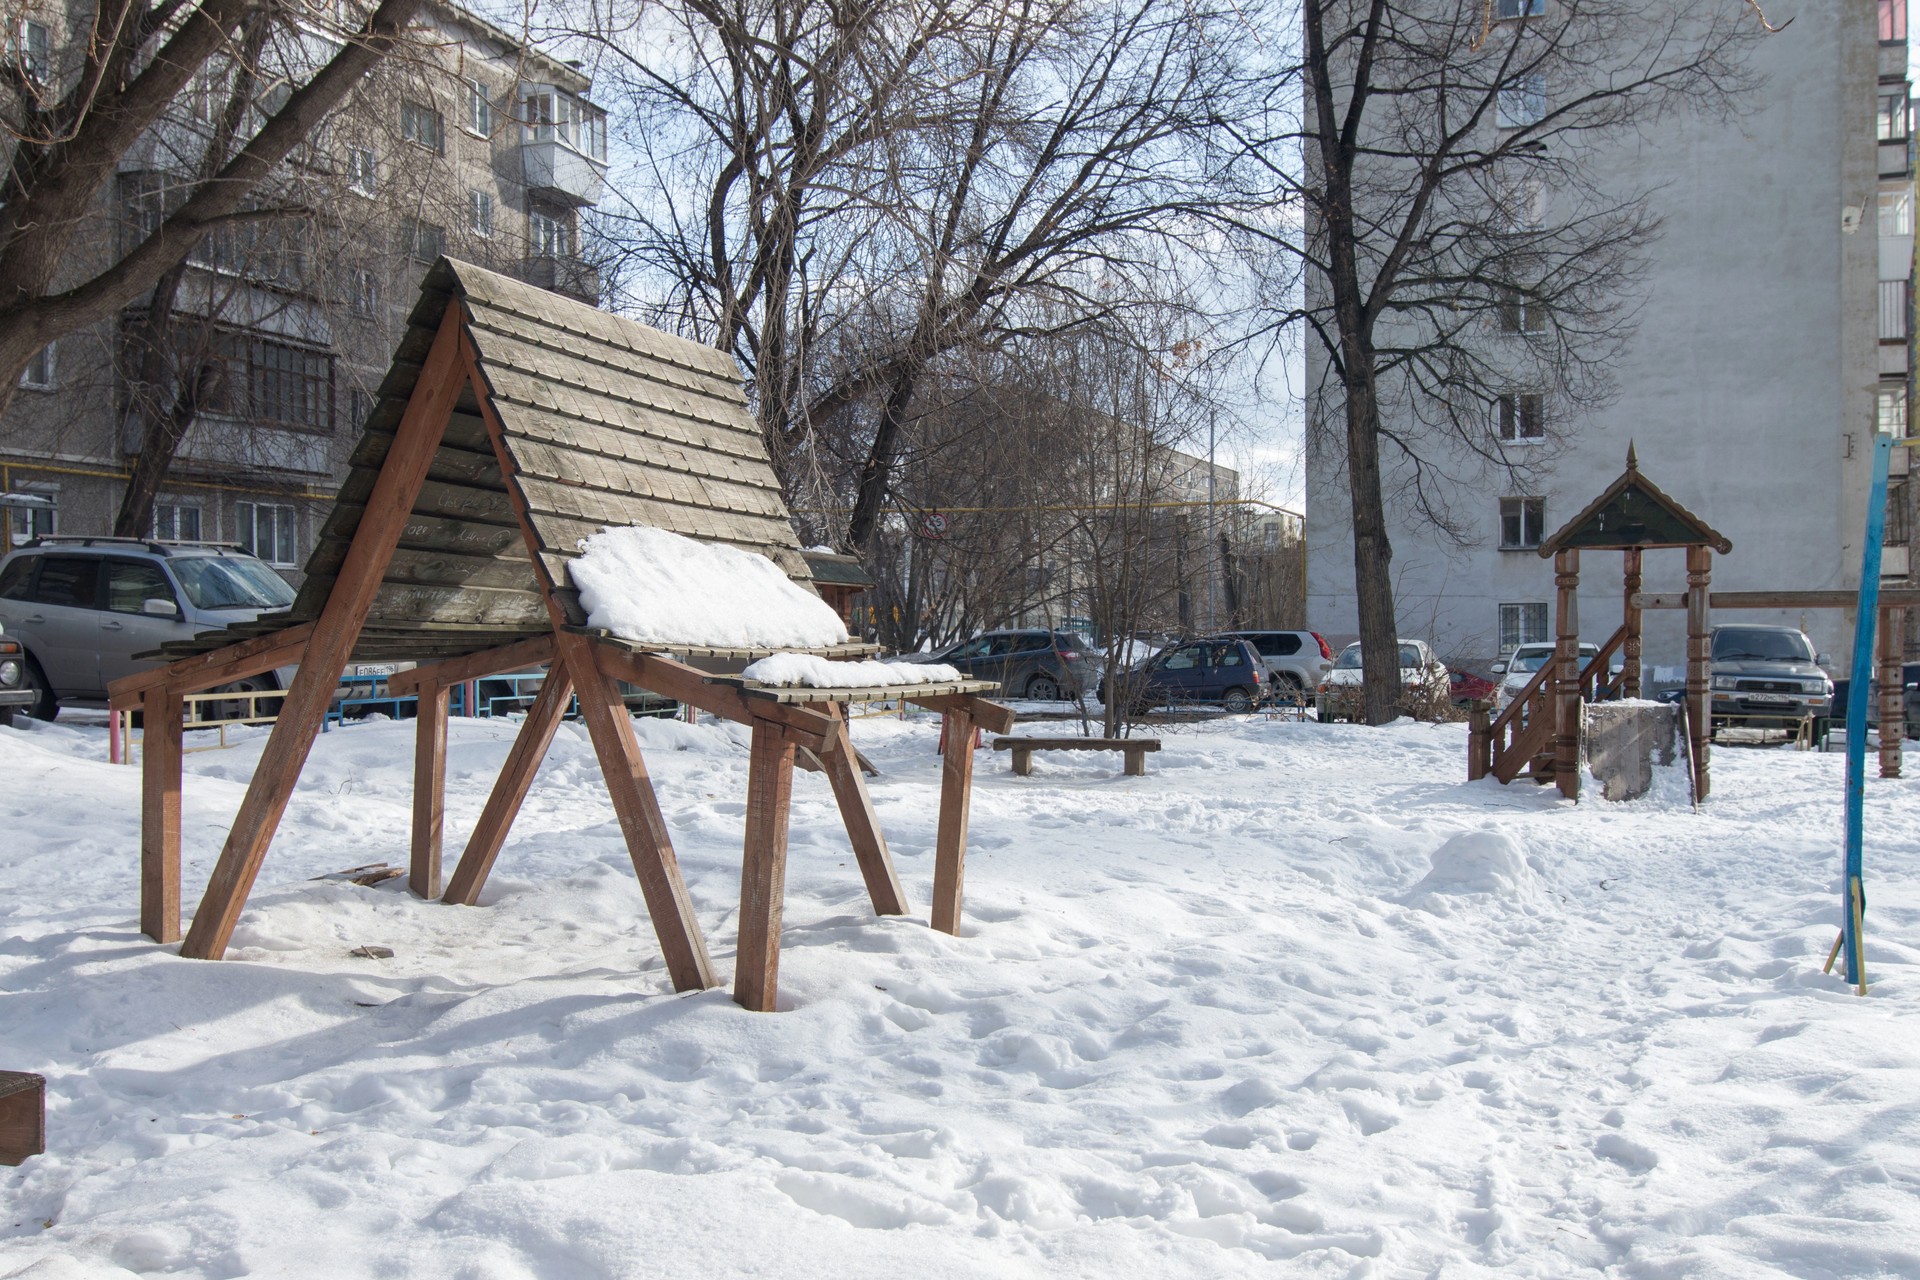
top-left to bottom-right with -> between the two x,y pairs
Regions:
739,654 -> 963,688
570,526 -> 851,651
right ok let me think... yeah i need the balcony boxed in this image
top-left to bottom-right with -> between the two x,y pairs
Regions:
1882,140 -> 1912,178
167,417 -> 333,478
516,255 -> 600,305
521,140 -> 605,208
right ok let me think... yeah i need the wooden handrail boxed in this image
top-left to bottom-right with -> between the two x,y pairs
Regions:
1579,625 -> 1629,702
1487,623 -> 1630,785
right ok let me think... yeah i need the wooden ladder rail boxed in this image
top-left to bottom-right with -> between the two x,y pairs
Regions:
1579,625 -> 1630,703
1489,661 -> 1557,783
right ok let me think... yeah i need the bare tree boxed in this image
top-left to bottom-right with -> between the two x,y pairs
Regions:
1243,0 -> 1762,723
0,0 -> 430,420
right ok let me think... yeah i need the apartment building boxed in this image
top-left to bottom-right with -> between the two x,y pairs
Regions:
1306,2 -> 1913,679
2,1 -> 608,573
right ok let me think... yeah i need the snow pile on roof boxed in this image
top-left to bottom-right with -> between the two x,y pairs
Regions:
570,526 -> 850,650
741,654 -> 962,688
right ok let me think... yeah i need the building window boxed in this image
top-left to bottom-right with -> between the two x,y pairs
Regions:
153,501 -> 203,542
1889,480 -> 1912,546
1880,89 -> 1911,142
401,100 -> 444,153
6,489 -> 55,547
19,343 -> 54,389
347,146 -> 377,195
248,340 -> 332,431
352,268 -> 378,316
1496,75 -> 1546,129
1880,190 -> 1913,237
1497,288 -> 1546,334
1495,0 -> 1545,14
348,387 -> 373,430
520,88 -> 608,162
12,18 -> 49,85
529,210 -> 574,258
467,78 -> 493,135
1879,383 -> 1909,437
1500,497 -> 1546,549
1881,0 -> 1906,44
1499,603 -> 1549,651
1492,174 -> 1543,233
468,189 -> 494,238
403,218 -> 445,263
234,501 -> 297,567
1496,391 -> 1545,441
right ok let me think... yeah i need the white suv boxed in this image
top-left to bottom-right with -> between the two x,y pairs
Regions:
1222,630 -> 1335,695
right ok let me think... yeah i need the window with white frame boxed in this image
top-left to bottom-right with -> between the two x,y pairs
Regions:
403,218 -> 444,263
1496,391 -> 1545,441
467,78 -> 493,135
519,88 -> 608,162
1499,602 -> 1549,651
1880,189 -> 1913,236
12,18 -> 49,85
1496,0 -> 1546,15
234,501 -> 297,566
1500,497 -> 1546,549
1492,174 -> 1544,233
401,100 -> 443,153
346,145 -> 377,195
19,343 -> 54,389
1879,383 -> 1909,437
468,189 -> 494,238
1496,75 -> 1546,129
529,210 -> 574,258
1880,88 -> 1911,142
152,501 -> 203,542
1496,287 -> 1546,333
352,268 -> 378,316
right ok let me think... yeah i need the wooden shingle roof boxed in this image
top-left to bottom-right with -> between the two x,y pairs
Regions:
158,258 -> 815,662
1536,444 -> 1732,559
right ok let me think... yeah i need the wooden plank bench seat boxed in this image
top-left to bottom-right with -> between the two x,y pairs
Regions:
992,736 -> 1162,777
0,1071 -> 45,1165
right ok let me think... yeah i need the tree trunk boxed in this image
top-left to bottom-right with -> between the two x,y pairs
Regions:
847,365 -> 920,552
1342,360 -> 1402,725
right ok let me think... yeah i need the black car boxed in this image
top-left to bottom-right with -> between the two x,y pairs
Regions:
894,628 -> 1103,701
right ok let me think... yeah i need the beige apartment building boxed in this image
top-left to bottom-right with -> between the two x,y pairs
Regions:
2,1 -> 608,571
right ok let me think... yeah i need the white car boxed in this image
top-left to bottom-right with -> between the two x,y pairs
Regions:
1316,639 -> 1449,722
1491,642 -> 1600,711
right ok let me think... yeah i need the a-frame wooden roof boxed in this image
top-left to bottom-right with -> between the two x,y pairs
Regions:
156,258 -> 815,662
1536,445 -> 1732,558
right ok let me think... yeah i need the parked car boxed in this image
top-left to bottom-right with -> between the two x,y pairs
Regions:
1830,662 -> 1920,739
1490,641 -> 1601,712
0,624 -> 33,726
1316,640 -> 1449,722
1098,636 -> 1267,713
892,628 -> 1103,701
1448,669 -> 1498,707
1709,623 -> 1832,733
1221,630 -> 1335,695
0,537 -> 299,719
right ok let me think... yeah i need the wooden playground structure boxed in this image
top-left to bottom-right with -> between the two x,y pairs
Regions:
107,259 -> 1009,1012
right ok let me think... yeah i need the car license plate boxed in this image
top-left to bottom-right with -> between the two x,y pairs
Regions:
354,663 -> 397,677
1749,692 -> 1790,704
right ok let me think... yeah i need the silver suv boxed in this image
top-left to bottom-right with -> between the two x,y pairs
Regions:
0,538 -> 297,719
1222,630 -> 1335,695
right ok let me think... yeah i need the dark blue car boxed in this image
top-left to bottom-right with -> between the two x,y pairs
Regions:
1101,637 -> 1266,713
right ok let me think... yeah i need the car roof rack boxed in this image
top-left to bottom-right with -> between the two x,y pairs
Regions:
21,535 -> 250,556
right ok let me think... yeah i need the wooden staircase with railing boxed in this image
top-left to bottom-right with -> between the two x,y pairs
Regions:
1469,625 -> 1628,785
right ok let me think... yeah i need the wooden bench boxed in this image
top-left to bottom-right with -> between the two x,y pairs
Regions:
0,1071 -> 45,1166
992,736 -> 1161,777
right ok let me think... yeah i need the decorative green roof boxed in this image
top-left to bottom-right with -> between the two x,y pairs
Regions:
1537,444 -> 1731,558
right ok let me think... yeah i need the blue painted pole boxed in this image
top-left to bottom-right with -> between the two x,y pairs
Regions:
1841,433 -> 1893,988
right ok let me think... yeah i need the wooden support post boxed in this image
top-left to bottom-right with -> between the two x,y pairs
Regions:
410,685 -> 450,899
1686,544 -> 1714,801
140,689 -> 183,943
1621,546 -> 1643,700
1553,548 -> 1582,800
179,310 -> 467,961
442,666 -> 574,906
735,715 -> 796,1012
553,632 -> 717,991
0,1071 -> 45,1166
1467,702 -> 1490,781
930,707 -> 976,935
818,703 -> 908,916
1879,605 -> 1904,779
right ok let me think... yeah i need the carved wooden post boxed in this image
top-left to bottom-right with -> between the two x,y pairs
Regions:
1621,546 -> 1643,699
1879,604 -> 1904,779
1553,548 -> 1581,799
1686,545 -> 1713,800
1467,702 -> 1490,781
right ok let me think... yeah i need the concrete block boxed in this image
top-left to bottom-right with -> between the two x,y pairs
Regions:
1583,701 -> 1679,801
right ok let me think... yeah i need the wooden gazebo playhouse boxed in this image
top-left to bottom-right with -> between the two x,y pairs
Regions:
1470,446 -> 1730,801
108,259 -> 1010,1012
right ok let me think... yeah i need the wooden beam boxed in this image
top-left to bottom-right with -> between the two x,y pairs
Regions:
0,1072 -> 44,1166
1633,589 -> 1920,612
590,644 -> 833,751
140,690 -> 183,943
1880,608 -> 1904,779
1553,549 -> 1581,801
387,633 -> 556,696
410,685 -> 450,899
462,342 -> 716,993
442,665 -> 574,906
818,704 -> 908,916
108,623 -> 315,711
1621,547 -> 1643,700
734,715 -> 796,1012
929,706 -> 976,935
1686,545 -> 1714,801
180,309 -> 469,961
908,692 -> 1017,735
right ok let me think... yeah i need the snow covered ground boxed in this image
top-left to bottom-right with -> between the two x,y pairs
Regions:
2,709 -> 1918,1278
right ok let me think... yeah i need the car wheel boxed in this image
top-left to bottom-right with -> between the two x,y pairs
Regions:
1026,673 -> 1062,701
1273,672 -> 1305,693
206,676 -> 270,722
21,657 -> 56,721
1223,686 -> 1254,714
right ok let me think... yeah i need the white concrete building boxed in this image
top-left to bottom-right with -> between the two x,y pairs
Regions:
1307,2 -> 1913,680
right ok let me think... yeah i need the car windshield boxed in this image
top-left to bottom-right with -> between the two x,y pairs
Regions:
1713,629 -> 1814,662
1333,644 -> 1363,670
170,555 -> 297,611
1509,644 -> 1599,675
